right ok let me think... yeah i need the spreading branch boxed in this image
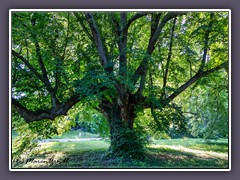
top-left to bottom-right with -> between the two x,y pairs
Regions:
125,12 -> 150,31
31,15 -> 60,107
85,13 -> 127,97
119,13 -> 128,79
12,69 -> 109,123
12,50 -> 43,82
12,50 -> 59,107
165,62 -> 228,103
85,13 -> 109,69
143,61 -> 228,109
131,12 -> 186,87
12,95 -> 79,123
198,13 -> 214,73
163,13 -> 216,104
162,17 -> 177,97
151,13 -> 162,37
109,13 -> 128,78
74,12 -> 95,43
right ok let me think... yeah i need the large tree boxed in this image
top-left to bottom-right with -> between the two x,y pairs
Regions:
11,11 -> 229,158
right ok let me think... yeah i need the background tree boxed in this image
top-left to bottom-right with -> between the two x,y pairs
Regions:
11,11 -> 229,159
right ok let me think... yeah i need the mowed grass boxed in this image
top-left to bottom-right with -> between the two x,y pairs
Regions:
12,138 -> 229,169
153,138 -> 229,153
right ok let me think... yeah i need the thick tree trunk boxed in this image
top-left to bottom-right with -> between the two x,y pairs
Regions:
99,98 -> 145,159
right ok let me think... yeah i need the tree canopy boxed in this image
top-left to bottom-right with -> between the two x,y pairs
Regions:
11,11 -> 229,158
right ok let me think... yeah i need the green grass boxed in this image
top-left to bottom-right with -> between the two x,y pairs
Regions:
41,141 -> 109,152
12,138 -> 229,169
153,138 -> 204,146
153,138 -> 228,153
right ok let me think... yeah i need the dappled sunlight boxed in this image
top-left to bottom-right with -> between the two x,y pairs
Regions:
38,142 -> 55,149
38,141 -> 110,153
151,144 -> 228,160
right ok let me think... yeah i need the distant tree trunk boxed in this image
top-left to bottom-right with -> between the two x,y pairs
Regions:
99,97 -> 145,159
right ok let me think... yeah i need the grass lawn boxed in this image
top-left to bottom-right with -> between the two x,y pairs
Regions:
11,138 -> 229,169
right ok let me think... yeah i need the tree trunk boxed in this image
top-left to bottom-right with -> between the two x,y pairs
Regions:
99,98 -> 146,159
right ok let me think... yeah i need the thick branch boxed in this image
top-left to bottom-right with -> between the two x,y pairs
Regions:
151,13 -> 161,37
31,17 -> 49,85
13,48 -> 59,107
198,13 -> 214,73
109,13 -> 128,78
85,13 -> 126,97
12,95 -> 79,123
148,12 -> 185,53
166,62 -> 228,103
119,13 -> 128,78
125,12 -> 150,31
131,12 -> 186,86
12,50 -> 43,81
109,13 -> 121,36
12,64 -> 125,123
143,62 -> 228,110
74,12 -> 95,42
12,50 -> 58,105
85,13 -> 108,69
161,13 -> 215,104
12,68 -> 106,123
135,71 -> 147,100
31,16 -> 59,107
162,17 -> 177,96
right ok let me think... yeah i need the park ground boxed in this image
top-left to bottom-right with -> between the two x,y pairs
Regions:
11,130 -> 229,169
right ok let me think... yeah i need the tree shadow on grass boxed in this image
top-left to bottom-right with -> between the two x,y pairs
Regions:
145,147 -> 228,168
12,142 -> 228,169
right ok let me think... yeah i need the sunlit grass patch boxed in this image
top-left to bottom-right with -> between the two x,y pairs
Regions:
152,138 -> 228,153
150,145 -> 228,160
146,145 -> 228,168
39,140 -> 110,153
186,143 -> 228,153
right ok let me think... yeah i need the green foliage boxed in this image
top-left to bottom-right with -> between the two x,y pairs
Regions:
178,71 -> 228,139
135,105 -> 188,139
12,109 -> 75,158
71,102 -> 110,137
